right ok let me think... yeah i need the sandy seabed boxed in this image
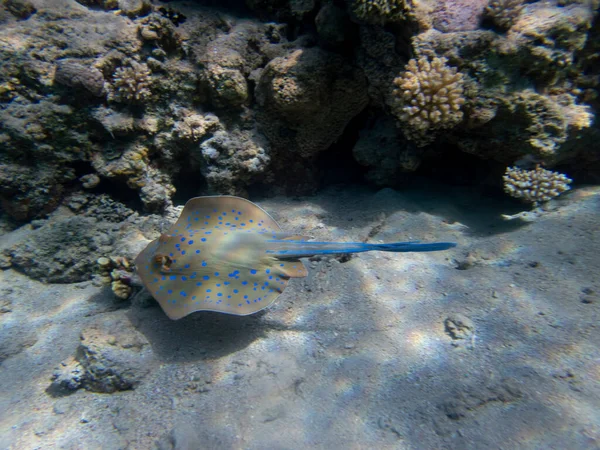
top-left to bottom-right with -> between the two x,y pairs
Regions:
0,184 -> 599,449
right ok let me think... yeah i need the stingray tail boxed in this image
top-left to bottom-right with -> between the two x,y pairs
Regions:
266,240 -> 456,258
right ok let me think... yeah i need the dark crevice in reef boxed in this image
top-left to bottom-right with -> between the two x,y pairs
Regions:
98,178 -> 145,212
317,108 -> 368,187
416,144 -> 503,188
171,165 -> 207,205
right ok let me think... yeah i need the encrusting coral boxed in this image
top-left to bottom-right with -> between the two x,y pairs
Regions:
485,0 -> 525,31
503,166 -> 572,205
392,57 -> 465,146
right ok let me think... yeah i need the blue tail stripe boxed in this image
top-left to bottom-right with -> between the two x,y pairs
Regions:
266,240 -> 456,258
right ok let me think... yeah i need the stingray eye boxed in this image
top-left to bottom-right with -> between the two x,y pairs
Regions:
153,253 -> 173,273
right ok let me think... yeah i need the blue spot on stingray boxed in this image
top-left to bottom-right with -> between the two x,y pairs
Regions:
207,289 -> 212,293
201,238 -> 207,242
202,261 -> 207,267
235,217 -> 239,221
180,291 -> 187,297
196,282 -> 202,286
244,295 -> 248,299
238,303 -> 242,307
169,253 -> 174,257
279,263 -> 284,267
194,218 -> 199,221
246,300 -> 250,305
241,223 -> 246,226
170,275 -> 177,280
250,269 -> 257,274
217,293 -> 223,297
266,269 -> 271,274
269,276 -> 273,280
204,221 -> 209,225
233,289 -> 239,294
203,275 -> 210,280
238,211 -> 242,215
168,289 -> 173,294
205,215 -> 211,219
249,220 -> 254,223
192,296 -> 196,300
224,281 -> 230,285
227,295 -> 231,299
214,272 -> 220,276
184,264 -> 190,269
216,283 -> 221,287
162,276 -> 166,281
181,237 -> 185,242
181,251 -> 186,255
153,278 -> 158,283
182,276 -> 187,281
225,222 -> 231,226
188,240 -> 194,245
175,244 -> 180,248
242,281 -> 248,285
205,231 -> 212,235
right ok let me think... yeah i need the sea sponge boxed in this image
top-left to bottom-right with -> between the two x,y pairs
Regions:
503,166 -> 572,204
107,61 -> 153,104
392,57 -> 465,146
485,0 -> 524,31
351,0 -> 409,24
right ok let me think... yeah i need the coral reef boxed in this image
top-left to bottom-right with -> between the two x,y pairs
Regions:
351,0 -> 409,24
503,166 -> 572,204
391,57 -> 465,146
197,129 -> 271,195
485,0 -> 525,31
432,0 -> 489,32
255,48 -> 368,158
0,0 -> 597,218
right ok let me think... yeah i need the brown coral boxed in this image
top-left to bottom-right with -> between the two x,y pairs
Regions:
392,57 -> 465,146
485,0 -> 524,31
503,166 -> 572,204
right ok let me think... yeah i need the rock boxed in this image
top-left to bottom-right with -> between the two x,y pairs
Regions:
10,216 -> 116,283
50,312 -> 153,394
444,314 -> 475,342
54,60 -> 106,97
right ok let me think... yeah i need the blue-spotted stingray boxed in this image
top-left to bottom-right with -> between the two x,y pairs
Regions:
135,196 -> 456,319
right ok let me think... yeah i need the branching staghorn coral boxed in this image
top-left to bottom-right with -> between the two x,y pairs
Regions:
107,61 -> 153,104
485,0 -> 524,31
351,0 -> 410,24
392,57 -> 465,146
503,166 -> 572,205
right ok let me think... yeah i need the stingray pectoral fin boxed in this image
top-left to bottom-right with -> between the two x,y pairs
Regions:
273,259 -> 309,278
